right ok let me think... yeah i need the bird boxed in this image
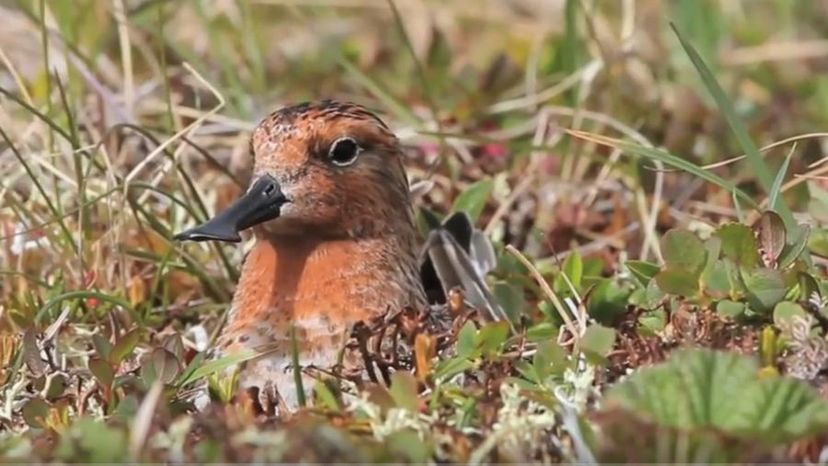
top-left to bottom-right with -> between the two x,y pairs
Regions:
175,100 -> 504,411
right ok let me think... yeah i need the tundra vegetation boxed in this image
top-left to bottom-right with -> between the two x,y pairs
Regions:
3,1 -> 828,463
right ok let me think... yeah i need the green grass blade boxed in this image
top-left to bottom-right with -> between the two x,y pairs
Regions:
290,325 -> 306,407
176,349 -> 259,387
0,125 -> 76,246
36,290 -> 134,322
732,190 -> 745,223
768,143 -> 795,212
670,23 -> 795,227
567,129 -> 757,208
0,87 -> 72,143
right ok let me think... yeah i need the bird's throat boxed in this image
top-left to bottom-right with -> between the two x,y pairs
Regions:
223,234 -> 423,343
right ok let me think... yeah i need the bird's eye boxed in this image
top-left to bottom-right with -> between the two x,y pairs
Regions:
328,137 -> 361,166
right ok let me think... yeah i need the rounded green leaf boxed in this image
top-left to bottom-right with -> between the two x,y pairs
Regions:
625,260 -> 660,288
604,348 -> 828,443
586,279 -> 630,324
773,301 -> 807,328
701,259 -> 732,298
142,348 -> 181,385
639,309 -> 667,335
717,223 -> 760,268
655,269 -> 699,297
808,227 -> 828,257
661,229 -> 707,276
717,300 -> 745,319
581,324 -> 617,361
743,268 -> 787,312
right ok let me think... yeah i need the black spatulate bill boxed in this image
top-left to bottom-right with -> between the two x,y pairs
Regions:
174,175 -> 288,243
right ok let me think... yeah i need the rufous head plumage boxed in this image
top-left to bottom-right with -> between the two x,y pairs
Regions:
176,100 -> 413,242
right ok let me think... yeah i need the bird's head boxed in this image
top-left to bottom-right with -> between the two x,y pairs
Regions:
176,100 -> 413,243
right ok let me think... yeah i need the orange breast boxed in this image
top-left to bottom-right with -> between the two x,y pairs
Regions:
217,234 -> 422,403
225,236 -> 407,335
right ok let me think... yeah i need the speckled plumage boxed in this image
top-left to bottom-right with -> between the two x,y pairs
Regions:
212,101 -> 426,409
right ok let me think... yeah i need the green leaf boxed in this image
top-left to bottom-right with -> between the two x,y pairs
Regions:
625,260 -> 660,288
717,223 -> 760,268
717,300 -> 745,318
799,272 -> 821,302
456,321 -> 477,358
141,348 -> 181,385
604,348 -> 828,443
779,225 -> 810,269
526,322 -> 558,342
313,380 -> 342,412
177,349 -> 259,387
753,375 -> 828,441
701,259 -> 731,298
44,373 -> 67,400
385,429 -> 431,463
554,252 -> 583,295
89,358 -> 114,388
808,227 -> 828,257
451,178 -> 493,221
580,324 -> 616,361
701,236 -> 723,275
661,229 -> 707,276
583,257 -> 605,277
743,268 -> 787,312
174,352 -> 206,388
643,280 -> 667,310
639,309 -> 667,335
655,269 -> 699,297
773,301 -> 807,328
532,340 -> 568,379
91,333 -> 112,361
474,321 -> 510,355
433,357 -> 474,381
493,281 -> 526,323
54,417 -> 128,463
109,327 -> 142,365
768,146 -> 794,213
587,279 -> 630,324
